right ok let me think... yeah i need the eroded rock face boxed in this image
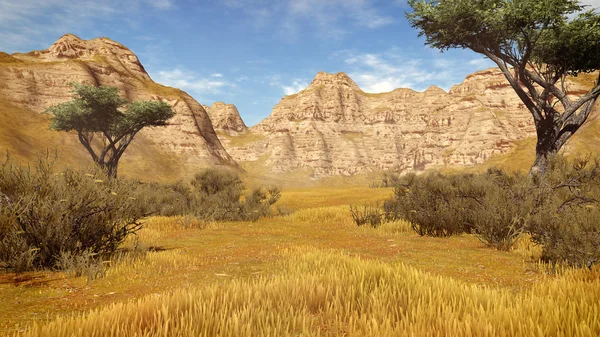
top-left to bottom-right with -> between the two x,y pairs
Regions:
203,102 -> 247,135
222,69 -> 544,176
0,34 -> 236,171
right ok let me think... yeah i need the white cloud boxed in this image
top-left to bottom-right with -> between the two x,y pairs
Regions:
580,0 -> 600,10
340,51 -> 493,93
220,0 -> 391,41
344,53 -> 436,92
282,80 -> 308,95
211,73 -> 224,78
467,58 -> 495,68
153,68 -> 233,96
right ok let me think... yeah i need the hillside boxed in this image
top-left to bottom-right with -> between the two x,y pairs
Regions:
0,34 -> 237,182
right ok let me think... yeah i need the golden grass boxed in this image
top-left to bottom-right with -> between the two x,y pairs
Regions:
1,194 -> 574,335
17,249 -> 600,337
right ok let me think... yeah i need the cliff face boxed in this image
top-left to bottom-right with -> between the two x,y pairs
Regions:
203,102 -> 247,135
0,34 -> 236,181
222,69 -> 545,176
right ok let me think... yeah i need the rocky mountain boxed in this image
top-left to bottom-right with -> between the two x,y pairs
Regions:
203,102 -> 247,135
219,69 -> 594,177
0,34 -> 236,181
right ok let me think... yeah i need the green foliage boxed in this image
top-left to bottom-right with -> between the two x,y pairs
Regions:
0,155 -> 150,272
406,0 -> 589,68
407,0 -> 600,172
45,83 -> 175,177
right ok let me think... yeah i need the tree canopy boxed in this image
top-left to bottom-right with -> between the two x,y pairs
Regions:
407,0 -> 600,172
46,83 -> 175,177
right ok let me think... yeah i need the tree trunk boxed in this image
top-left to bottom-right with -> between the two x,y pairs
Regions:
530,121 -> 560,174
103,161 -> 118,179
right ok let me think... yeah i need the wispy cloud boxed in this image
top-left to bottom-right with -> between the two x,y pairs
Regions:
220,0 -> 392,40
153,68 -> 235,99
146,0 -> 174,9
0,0 -> 173,52
340,51 -> 495,92
282,80 -> 309,95
267,74 -> 309,95
211,73 -> 224,78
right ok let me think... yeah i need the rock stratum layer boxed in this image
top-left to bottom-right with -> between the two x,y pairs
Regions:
203,102 -> 247,135
0,34 -> 236,181
221,70 -> 593,177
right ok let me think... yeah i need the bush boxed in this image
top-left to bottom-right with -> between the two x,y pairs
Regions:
457,169 -> 530,251
382,155 -> 600,266
189,168 -> 280,222
527,156 -> 600,267
0,156 -> 150,272
383,173 -> 473,237
350,203 -> 385,228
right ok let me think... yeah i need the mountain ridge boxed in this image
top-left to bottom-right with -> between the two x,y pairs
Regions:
0,34 -> 237,182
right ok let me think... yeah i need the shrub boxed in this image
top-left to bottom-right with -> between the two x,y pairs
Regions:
189,168 -> 281,222
527,156 -> 600,267
383,173 -> 472,237
0,155 -> 150,272
382,155 -> 600,266
458,169 -> 530,251
349,203 -> 385,228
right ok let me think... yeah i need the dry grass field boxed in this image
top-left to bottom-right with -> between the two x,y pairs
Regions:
1,185 -> 598,336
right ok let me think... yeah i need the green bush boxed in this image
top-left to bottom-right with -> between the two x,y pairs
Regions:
0,156 -> 150,272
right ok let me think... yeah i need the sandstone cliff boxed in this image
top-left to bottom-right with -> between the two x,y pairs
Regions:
221,69 -> 586,177
203,102 -> 247,135
0,34 -> 236,181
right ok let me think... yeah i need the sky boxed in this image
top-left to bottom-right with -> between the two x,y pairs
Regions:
1,0 -> 599,126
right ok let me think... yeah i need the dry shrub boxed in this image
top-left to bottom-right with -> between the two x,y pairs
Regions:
0,155 -> 150,272
349,203 -> 385,228
383,173 -> 472,237
527,156 -> 600,267
189,168 -> 281,222
382,155 -> 600,266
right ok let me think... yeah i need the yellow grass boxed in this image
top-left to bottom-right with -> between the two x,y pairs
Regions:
16,249 -> 600,337
3,185 -> 597,336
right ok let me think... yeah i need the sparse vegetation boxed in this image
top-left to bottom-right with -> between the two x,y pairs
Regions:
382,155 -> 600,264
0,155 -> 150,272
349,203 -> 385,228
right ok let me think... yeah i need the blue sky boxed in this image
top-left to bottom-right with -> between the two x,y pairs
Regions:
1,0 -> 598,126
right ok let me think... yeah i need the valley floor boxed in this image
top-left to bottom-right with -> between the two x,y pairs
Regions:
0,186 -> 598,336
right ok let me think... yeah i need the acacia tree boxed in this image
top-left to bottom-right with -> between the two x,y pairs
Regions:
46,83 -> 175,178
407,0 -> 600,172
